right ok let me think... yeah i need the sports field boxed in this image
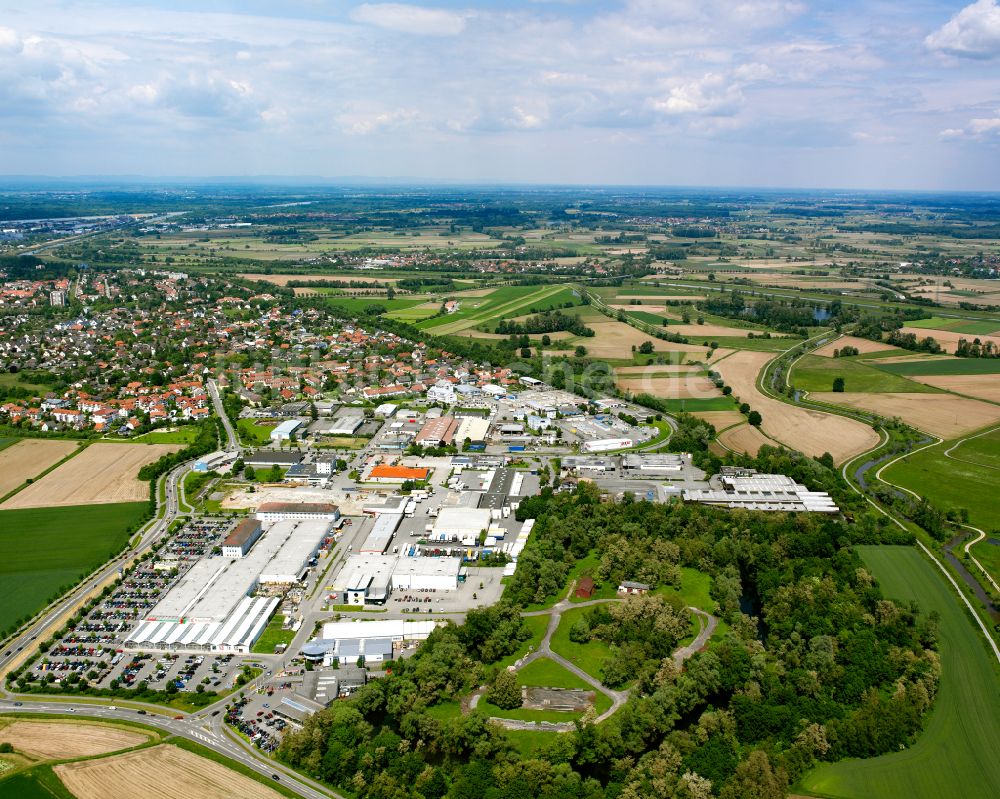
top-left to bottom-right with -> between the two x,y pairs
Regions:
800,546 -> 1000,799
882,433 -> 1000,530
2,443 -> 180,509
0,502 -> 145,633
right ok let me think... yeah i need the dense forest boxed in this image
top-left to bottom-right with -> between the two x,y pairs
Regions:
279,452 -> 936,799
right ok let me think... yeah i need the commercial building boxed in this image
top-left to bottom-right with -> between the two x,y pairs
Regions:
331,555 -> 395,605
431,507 -> 492,545
455,416 -> 490,443
426,381 -> 456,404
221,519 -> 263,558
360,512 -> 403,554
682,470 -> 839,513
301,619 -> 442,664
245,450 -> 303,468
326,412 -> 364,435
270,419 -> 303,442
583,437 -> 633,453
368,464 -> 430,483
390,557 -> 461,591
414,416 -> 458,447
256,502 -> 340,523
622,453 -> 687,473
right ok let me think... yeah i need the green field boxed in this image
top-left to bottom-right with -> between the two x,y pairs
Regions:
882,440 -> 1000,530
801,546 -> 1000,799
621,310 -> 674,327
948,427 -> 1000,469
476,656 -> 612,722
250,614 -> 295,654
418,284 -> 574,335
903,316 -> 1000,335
639,396 -> 738,412
793,355 -> 941,394
702,335 -> 796,351
550,606 -> 615,680
131,427 -> 200,444
875,358 -> 1000,376
236,418 -> 277,445
0,502 -> 146,634
325,297 -> 426,315
0,438 -> 19,453
0,765 -> 76,799
969,538 -> 1000,589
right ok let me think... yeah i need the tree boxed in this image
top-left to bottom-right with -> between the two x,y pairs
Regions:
719,750 -> 787,799
575,345 -> 588,357
639,341 -> 655,355
244,465 -> 256,480
487,668 -> 522,710
832,376 -> 845,392
748,411 -> 762,427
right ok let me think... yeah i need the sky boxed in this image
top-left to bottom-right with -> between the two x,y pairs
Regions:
0,0 -> 999,190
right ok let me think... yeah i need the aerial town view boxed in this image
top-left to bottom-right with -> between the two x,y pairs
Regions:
1,2 -> 999,799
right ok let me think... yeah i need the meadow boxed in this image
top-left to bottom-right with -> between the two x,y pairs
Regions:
0,503 -> 146,633
876,358 -> 1000,376
800,546 -> 1000,799
792,355 -> 941,394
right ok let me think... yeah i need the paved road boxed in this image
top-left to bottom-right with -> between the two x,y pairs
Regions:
208,378 -> 240,453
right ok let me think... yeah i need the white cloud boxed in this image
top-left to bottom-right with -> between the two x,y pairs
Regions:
926,0 -> 1000,59
649,73 -> 743,116
970,115 -> 1000,134
0,25 -> 23,53
351,4 -> 467,36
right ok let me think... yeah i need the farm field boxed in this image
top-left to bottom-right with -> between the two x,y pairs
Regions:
634,396 -> 738,412
53,744 -> 285,799
0,503 -> 145,633
899,327 -> 1000,354
903,316 -> 1000,335
813,335 -> 903,357
907,373 -> 1000,402
569,320 -> 710,358
800,546 -> 1000,799
2,443 -> 180,509
689,410 -> 746,429
792,355 -> 940,394
946,426 -> 1000,469
614,374 -> 719,399
0,439 -> 79,498
613,364 -> 699,374
881,438 -> 1000,530
417,284 -> 574,335
0,721 -> 149,760
877,357 -> 1000,376
810,392 -> 1000,439
969,537 -> 1000,588
239,273 -> 400,285
719,423 -> 773,456
714,350 -> 880,463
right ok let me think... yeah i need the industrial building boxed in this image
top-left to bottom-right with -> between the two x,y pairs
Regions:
360,511 -> 403,554
456,416 -> 490,443
245,450 -> 303,468
682,469 -> 839,513
622,453 -> 688,473
125,519 -> 330,652
414,416 -> 458,447
256,502 -> 340,523
221,518 -> 263,558
583,437 -> 633,453
368,464 -> 429,482
331,554 -> 462,604
270,419 -> 303,442
431,507 -> 492,545
390,557 -> 461,591
301,619 -> 442,664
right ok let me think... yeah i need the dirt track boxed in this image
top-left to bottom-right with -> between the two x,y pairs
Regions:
2,443 -> 181,508
714,350 -> 879,464
54,744 -> 283,799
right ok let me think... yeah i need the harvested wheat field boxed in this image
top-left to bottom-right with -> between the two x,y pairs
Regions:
0,721 -> 149,759
900,327 -> 1000,354
573,321 -> 712,357
668,323 -> 777,339
714,350 -> 880,463
908,374 -> 1000,403
691,410 -> 746,430
2,443 -> 181,509
810,392 -> 1000,438
0,439 -> 78,498
813,335 -> 902,357
55,744 -> 283,799
615,375 -> 720,399
719,424 -> 773,456
614,364 -> 699,374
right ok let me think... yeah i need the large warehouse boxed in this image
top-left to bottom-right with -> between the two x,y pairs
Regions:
125,518 -> 330,651
331,554 -> 462,604
301,619 -> 442,664
430,507 -> 492,545
256,502 -> 340,523
359,511 -> 403,554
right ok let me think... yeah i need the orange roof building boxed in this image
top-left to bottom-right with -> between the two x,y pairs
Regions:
368,465 -> 429,482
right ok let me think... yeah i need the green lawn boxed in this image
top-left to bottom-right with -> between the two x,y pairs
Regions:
131,427 -> 200,444
969,538 -> 1000,590
236,418 -> 276,445
876,358 -> 1000,376
496,615 -> 549,668
882,441 -> 999,530
250,614 -> 296,654
948,427 -> 1000,470
550,606 -> 614,680
0,502 -> 146,634
517,656 -> 591,690
793,355 -> 940,394
325,297 -> 426,315
800,546 -> 1000,799
622,310 -> 675,326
